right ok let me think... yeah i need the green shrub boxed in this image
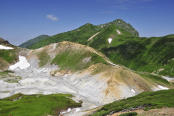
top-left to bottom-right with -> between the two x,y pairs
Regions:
0,93 -> 81,116
51,49 -> 107,71
119,112 -> 137,116
0,50 -> 17,63
91,89 -> 174,116
37,51 -> 50,67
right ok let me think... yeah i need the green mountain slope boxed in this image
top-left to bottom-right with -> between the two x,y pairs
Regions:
19,19 -> 174,77
91,89 -> 174,116
24,23 -> 100,49
19,35 -> 50,48
20,19 -> 138,49
101,34 -> 174,77
87,23 -> 138,50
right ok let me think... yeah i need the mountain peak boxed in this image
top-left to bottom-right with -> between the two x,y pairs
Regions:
81,23 -> 93,27
112,19 -> 125,23
99,19 -> 139,37
0,37 -> 5,42
0,37 -> 11,45
113,19 -> 139,36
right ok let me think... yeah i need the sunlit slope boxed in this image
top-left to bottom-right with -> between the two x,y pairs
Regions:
101,34 -> 174,77
0,93 -> 81,116
20,19 -> 138,49
25,41 -> 173,103
19,35 -> 50,48
90,89 -> 174,116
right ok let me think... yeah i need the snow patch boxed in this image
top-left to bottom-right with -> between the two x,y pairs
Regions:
9,56 -> 30,70
67,108 -> 72,112
153,85 -> 169,91
108,38 -> 112,44
131,89 -> 136,94
157,85 -> 169,90
162,76 -> 174,82
75,108 -> 81,112
60,108 -> 72,115
116,29 -> 121,35
0,45 -> 13,50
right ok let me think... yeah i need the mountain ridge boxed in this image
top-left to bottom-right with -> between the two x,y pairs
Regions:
19,35 -> 50,48
19,19 -> 139,49
18,19 -> 174,77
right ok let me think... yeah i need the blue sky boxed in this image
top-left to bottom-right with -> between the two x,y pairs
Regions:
0,0 -> 174,45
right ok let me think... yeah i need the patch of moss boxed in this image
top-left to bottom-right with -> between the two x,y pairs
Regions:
37,51 -> 50,67
119,112 -> 137,116
0,50 -> 17,63
138,72 -> 170,86
91,89 -> 174,116
4,76 -> 22,83
51,49 -> 107,71
0,93 -> 81,116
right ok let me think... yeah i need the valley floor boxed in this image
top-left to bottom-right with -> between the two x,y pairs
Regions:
0,54 -> 173,116
0,65 -> 107,116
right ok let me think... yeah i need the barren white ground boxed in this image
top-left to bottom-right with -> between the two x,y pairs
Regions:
0,56 -> 109,116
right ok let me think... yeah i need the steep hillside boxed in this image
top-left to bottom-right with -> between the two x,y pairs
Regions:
101,34 -> 174,77
27,41 -> 108,70
25,41 -> 173,102
0,38 -> 19,70
20,19 -> 138,49
19,35 -> 50,48
87,22 -> 138,50
91,89 -> 174,116
0,37 -> 12,45
19,19 -> 174,78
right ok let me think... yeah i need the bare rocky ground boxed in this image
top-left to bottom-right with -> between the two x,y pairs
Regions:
0,63 -> 108,116
0,59 -> 143,116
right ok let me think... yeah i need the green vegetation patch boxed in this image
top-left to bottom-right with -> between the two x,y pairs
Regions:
0,93 -> 81,116
119,112 -> 137,116
21,19 -> 138,49
138,72 -> 170,86
37,51 -> 50,67
28,23 -> 100,49
51,49 -> 107,71
19,35 -> 50,48
101,35 -> 174,77
91,89 -> 174,116
0,71 -> 9,76
4,76 -> 22,83
0,50 -> 17,63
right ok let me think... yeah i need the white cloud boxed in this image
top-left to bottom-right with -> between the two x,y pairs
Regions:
46,14 -> 58,21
